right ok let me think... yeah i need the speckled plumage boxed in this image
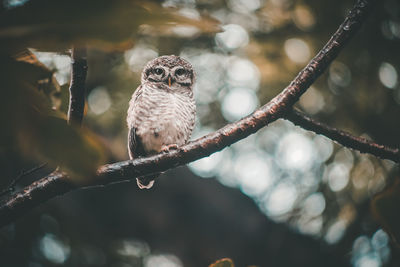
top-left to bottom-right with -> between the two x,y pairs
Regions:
127,55 -> 196,189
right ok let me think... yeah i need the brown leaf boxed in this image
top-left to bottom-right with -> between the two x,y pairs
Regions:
209,258 -> 235,267
0,58 -> 106,183
13,49 -> 62,110
17,114 -> 106,182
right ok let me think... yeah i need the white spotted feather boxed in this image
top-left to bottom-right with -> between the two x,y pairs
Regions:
126,55 -> 196,189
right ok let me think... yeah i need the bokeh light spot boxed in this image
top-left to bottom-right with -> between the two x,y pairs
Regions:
329,61 -> 352,87
264,182 -> 298,217
228,0 -> 261,13
4,0 -> 29,8
352,157 -> 375,190
227,57 -> 260,90
299,87 -> 325,115
298,216 -> 323,235
325,220 -> 346,244
381,20 -> 400,39
313,135 -> 333,162
327,163 -> 350,192
276,132 -> 315,172
88,86 -> 112,115
188,150 -> 224,178
371,229 -> 389,251
221,88 -> 259,122
216,150 -> 239,188
284,38 -> 311,64
292,5 -> 316,31
379,62 -> 398,89
215,24 -> 249,51
144,254 -> 183,267
183,51 -> 227,104
124,45 -> 158,73
39,234 -> 70,264
334,148 -> 354,169
352,232 -> 391,266
234,153 -> 275,196
354,254 -> 381,267
353,236 -> 372,255
303,192 -> 326,217
115,239 -> 150,258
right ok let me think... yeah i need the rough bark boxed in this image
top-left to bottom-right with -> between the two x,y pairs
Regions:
67,47 -> 87,126
285,109 -> 400,162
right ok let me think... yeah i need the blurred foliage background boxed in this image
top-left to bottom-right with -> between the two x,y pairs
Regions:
0,0 -> 400,266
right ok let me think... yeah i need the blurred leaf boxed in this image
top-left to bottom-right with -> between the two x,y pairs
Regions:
59,83 -> 70,114
371,178 -> 400,246
0,57 -> 57,122
17,114 -> 106,182
2,56 -> 51,86
13,49 -> 62,109
0,57 -> 106,182
0,0 -> 220,54
209,258 -> 235,267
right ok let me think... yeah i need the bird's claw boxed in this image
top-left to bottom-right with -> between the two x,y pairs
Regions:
161,144 -> 179,152
136,178 -> 154,189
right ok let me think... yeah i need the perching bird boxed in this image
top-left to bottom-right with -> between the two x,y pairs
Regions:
127,55 -> 196,189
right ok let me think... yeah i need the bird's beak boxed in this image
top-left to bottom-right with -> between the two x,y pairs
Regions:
168,76 -> 172,87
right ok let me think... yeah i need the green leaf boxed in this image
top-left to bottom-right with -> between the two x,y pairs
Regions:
209,258 -> 235,267
0,0 -> 220,53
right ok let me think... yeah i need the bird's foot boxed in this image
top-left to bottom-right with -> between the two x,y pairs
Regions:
136,178 -> 154,189
161,144 -> 179,153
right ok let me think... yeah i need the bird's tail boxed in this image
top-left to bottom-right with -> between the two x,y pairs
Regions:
136,175 -> 158,189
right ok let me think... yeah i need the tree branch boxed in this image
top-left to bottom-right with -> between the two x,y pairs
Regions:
0,0 -> 375,228
0,163 -> 48,197
285,109 -> 400,162
67,47 -> 88,126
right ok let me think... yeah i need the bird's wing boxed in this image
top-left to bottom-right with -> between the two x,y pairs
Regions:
127,126 -> 146,159
127,85 -> 147,159
127,85 -> 144,128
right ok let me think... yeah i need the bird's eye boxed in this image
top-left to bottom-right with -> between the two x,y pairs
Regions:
175,68 -> 187,76
154,68 -> 164,75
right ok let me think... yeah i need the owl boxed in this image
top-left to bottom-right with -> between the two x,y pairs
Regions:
127,55 -> 196,189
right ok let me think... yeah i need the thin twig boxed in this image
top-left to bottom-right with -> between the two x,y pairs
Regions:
285,109 -> 400,162
0,163 -> 48,197
67,47 -> 88,126
0,0 -> 375,227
